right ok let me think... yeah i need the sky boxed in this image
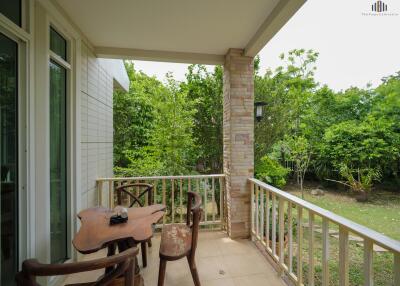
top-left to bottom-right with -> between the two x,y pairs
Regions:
134,0 -> 400,91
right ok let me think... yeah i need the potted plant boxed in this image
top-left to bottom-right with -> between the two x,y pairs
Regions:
263,208 -> 297,254
326,164 -> 381,202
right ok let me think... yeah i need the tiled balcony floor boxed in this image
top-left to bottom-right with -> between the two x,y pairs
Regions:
64,231 -> 285,286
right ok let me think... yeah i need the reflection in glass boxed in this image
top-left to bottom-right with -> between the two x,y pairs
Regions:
0,0 -> 21,26
50,28 -> 67,61
49,60 -> 68,263
0,32 -> 18,285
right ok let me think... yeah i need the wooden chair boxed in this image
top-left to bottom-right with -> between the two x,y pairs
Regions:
158,191 -> 202,286
15,247 -> 138,286
115,183 -> 154,268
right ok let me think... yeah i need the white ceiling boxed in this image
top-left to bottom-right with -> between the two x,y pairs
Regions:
55,0 -> 304,63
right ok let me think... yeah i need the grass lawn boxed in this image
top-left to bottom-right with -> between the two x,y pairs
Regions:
279,182 -> 400,285
284,182 -> 400,240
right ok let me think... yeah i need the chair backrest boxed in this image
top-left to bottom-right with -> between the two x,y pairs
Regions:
186,191 -> 202,264
115,183 -> 153,208
15,247 -> 138,286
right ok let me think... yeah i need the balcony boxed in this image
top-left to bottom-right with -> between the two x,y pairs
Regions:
91,174 -> 400,286
64,232 -> 285,286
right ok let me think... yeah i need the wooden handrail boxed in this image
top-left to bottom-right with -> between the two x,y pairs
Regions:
249,178 -> 400,253
97,174 -> 225,181
96,174 -> 226,230
249,177 -> 400,286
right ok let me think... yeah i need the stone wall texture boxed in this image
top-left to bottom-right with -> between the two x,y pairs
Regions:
223,49 -> 254,238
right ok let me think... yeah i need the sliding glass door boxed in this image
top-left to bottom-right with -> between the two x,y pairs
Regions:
49,28 -> 68,263
0,32 -> 19,286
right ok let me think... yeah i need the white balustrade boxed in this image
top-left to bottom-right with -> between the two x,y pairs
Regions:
249,178 -> 400,286
96,174 -> 226,229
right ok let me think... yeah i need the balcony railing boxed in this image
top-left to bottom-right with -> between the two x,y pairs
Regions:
96,174 -> 226,229
249,178 -> 400,286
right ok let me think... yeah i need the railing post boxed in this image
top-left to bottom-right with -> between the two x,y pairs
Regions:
322,218 -> 330,286
250,182 -> 255,240
394,253 -> 400,286
297,206 -> 303,286
279,197 -> 285,264
255,186 -> 259,238
309,211 -> 315,286
266,190 -> 270,251
162,179 -> 166,224
153,180 -> 158,205
204,178 -> 208,224
258,189 -> 263,243
108,180 -> 114,209
219,177 -> 224,229
171,179 -> 175,223
363,239 -> 373,286
339,226 -> 349,286
179,179 -> 183,223
272,194 -> 277,257
97,180 -> 103,206
288,202 -> 293,274
212,178 -> 216,227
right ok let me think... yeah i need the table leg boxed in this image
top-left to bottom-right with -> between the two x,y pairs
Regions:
117,239 -> 144,286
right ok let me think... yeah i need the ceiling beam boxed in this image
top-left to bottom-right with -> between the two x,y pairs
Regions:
244,0 -> 306,57
94,47 -> 225,65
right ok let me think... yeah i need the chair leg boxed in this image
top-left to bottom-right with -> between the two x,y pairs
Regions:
157,259 -> 167,286
125,258 -> 135,286
147,238 -> 152,248
141,242 -> 147,268
187,256 -> 201,286
105,243 -> 116,274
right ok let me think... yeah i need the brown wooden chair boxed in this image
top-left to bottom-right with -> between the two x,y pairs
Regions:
15,247 -> 138,286
115,183 -> 154,268
158,191 -> 202,286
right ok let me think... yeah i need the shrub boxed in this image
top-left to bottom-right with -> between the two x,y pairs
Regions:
256,156 -> 289,188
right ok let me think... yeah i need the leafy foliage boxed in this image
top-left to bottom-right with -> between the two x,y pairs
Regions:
114,63 -> 197,176
114,52 -> 400,196
337,164 -> 382,193
181,65 -> 223,173
255,156 -> 289,188
254,49 -> 400,194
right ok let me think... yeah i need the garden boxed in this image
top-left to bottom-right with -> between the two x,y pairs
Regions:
114,49 -> 400,285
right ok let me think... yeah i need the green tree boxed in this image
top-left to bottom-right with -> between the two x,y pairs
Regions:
255,156 -> 289,188
255,49 -> 318,162
285,136 -> 312,197
181,65 -> 223,173
149,73 -> 197,175
114,63 -> 197,176
320,118 -> 399,174
113,62 -> 162,168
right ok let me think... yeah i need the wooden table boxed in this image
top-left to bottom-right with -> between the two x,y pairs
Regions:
73,204 -> 166,285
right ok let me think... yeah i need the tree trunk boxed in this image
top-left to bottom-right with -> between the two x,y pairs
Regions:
300,177 -> 304,199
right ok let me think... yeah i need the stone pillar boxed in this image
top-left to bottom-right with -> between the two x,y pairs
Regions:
223,49 -> 254,238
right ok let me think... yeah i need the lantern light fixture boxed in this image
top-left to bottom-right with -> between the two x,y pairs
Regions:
254,101 -> 267,122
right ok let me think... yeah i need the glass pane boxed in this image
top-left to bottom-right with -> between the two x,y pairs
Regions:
0,0 -> 21,26
50,28 -> 67,61
49,60 -> 68,263
0,33 -> 18,285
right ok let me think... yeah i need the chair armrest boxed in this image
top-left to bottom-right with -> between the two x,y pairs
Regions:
22,247 -> 139,276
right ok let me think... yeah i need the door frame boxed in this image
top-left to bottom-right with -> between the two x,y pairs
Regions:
0,0 -> 35,276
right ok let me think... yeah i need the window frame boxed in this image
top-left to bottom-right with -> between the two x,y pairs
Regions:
0,5 -> 31,279
48,24 -> 72,264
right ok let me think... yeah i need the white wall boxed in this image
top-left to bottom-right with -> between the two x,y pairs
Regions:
80,42 -> 115,209
0,1 -> 126,282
